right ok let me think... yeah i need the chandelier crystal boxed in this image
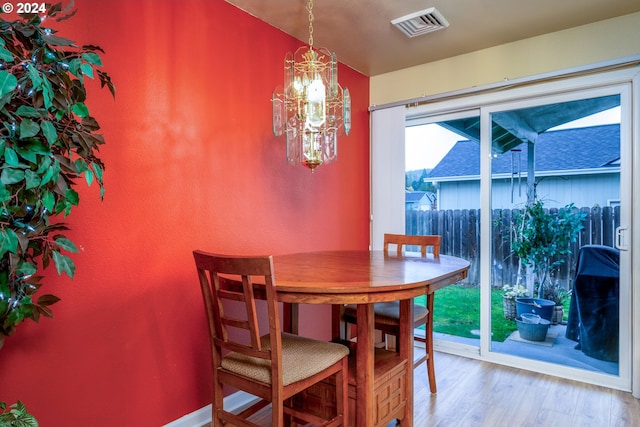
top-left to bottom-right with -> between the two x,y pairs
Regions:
272,0 -> 351,171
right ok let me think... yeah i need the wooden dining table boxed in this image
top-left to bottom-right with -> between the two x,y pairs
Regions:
270,250 -> 470,427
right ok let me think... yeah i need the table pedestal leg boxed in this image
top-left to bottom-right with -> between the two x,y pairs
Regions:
282,302 -> 298,335
399,298 -> 414,427
356,303 -> 375,427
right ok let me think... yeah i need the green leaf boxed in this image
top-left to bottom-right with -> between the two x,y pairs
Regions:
74,158 -> 88,173
15,144 -> 39,163
0,168 -> 25,184
82,52 -> 103,66
16,105 -> 41,118
55,236 -> 79,253
35,155 -> 52,174
68,58 -> 82,77
84,169 -> 94,186
80,63 -> 94,79
28,65 -> 43,90
25,170 -> 40,189
42,77 -> 53,110
92,162 -> 103,184
19,119 -> 40,139
4,147 -> 19,166
66,188 -> 79,205
0,46 -> 13,62
0,229 -> 19,256
0,184 -> 10,202
16,261 -> 37,277
52,251 -> 75,278
71,103 -> 89,118
42,190 -> 55,212
40,159 -> 60,186
0,71 -> 17,99
40,121 -> 57,145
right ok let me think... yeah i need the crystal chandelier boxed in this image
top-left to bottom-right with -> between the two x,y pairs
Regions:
272,0 -> 351,171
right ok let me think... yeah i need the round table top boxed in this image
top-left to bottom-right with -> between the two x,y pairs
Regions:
271,250 -> 470,304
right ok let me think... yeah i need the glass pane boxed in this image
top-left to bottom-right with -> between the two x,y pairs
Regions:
405,119 -> 480,345
489,95 -> 621,376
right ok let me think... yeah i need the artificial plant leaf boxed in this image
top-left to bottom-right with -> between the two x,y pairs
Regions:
4,147 -> 19,166
97,70 -> 116,98
0,46 -> 13,62
40,120 -> 57,145
84,169 -> 94,186
42,190 -> 55,212
0,228 -> 19,256
35,155 -> 52,174
37,294 -> 61,307
65,188 -> 79,206
37,304 -> 54,319
19,119 -> 40,139
68,57 -> 81,76
42,33 -> 75,46
0,168 -> 25,184
15,144 -> 42,163
80,63 -> 94,79
25,170 -> 40,189
41,77 -> 53,110
52,251 -> 75,278
71,102 -> 89,118
0,184 -> 10,202
0,71 -> 17,99
74,158 -> 88,172
92,162 -> 103,184
16,261 -> 37,277
16,105 -> 40,118
27,65 -> 43,90
82,52 -> 103,66
54,236 -> 78,253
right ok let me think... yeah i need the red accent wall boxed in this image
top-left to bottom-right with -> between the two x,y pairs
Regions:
0,1 -> 370,426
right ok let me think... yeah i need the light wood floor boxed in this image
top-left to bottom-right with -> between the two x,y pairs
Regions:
207,351 -> 640,426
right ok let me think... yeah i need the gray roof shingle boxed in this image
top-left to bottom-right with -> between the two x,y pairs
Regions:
428,124 -> 619,179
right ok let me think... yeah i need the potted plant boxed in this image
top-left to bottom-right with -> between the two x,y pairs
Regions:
0,401 -> 38,426
511,196 -> 585,321
543,282 -> 570,324
0,3 -> 115,350
501,284 -> 529,320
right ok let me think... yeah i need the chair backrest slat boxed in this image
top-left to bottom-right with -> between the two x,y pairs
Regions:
383,233 -> 441,257
193,251 -> 281,365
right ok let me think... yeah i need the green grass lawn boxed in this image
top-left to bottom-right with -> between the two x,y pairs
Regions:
414,284 -> 519,342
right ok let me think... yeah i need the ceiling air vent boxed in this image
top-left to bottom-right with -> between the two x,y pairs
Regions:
391,7 -> 449,38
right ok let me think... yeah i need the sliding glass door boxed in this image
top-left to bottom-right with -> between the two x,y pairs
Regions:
485,89 -> 630,389
395,69 -> 636,391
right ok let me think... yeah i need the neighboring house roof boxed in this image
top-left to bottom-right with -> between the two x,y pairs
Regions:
405,191 -> 426,203
405,191 -> 436,204
428,124 -> 620,180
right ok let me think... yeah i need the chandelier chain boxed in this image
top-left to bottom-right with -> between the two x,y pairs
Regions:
307,0 -> 314,47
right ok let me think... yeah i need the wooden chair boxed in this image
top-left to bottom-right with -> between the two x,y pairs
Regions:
193,250 -> 349,427
341,233 -> 441,393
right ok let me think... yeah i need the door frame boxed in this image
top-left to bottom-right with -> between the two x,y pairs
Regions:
372,65 -> 640,393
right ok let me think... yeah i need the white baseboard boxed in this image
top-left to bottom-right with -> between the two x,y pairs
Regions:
163,391 -> 258,427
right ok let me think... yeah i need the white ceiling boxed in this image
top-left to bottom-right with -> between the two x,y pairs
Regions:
225,0 -> 640,76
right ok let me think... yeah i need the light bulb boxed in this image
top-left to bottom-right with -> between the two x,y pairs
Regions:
306,77 -> 326,128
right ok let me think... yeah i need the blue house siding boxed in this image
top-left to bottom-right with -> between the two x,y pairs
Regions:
430,124 -> 620,210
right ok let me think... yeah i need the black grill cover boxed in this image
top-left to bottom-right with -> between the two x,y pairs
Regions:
565,244 -> 619,362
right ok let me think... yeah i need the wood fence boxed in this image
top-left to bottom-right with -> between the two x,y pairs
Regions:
405,205 -> 620,290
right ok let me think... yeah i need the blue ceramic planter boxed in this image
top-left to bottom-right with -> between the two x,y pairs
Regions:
515,298 -> 555,322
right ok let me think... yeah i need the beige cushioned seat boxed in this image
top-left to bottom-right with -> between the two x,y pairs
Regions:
222,332 -> 350,386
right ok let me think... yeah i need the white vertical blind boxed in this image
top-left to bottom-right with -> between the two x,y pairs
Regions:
371,106 -> 406,250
